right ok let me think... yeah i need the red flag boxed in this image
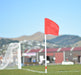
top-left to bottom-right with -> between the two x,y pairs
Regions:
45,18 -> 59,36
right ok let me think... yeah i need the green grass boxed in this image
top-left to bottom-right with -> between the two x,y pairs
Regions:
0,65 -> 81,75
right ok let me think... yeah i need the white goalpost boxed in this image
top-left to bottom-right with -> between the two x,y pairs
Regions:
0,43 -> 21,70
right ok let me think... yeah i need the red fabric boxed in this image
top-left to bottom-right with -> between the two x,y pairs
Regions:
45,18 -> 59,36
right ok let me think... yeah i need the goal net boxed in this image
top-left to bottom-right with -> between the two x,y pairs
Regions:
0,43 -> 21,70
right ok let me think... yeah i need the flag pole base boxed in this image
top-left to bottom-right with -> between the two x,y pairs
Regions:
45,69 -> 47,73
45,66 -> 47,73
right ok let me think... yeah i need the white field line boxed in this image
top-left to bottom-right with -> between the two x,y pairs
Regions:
22,68 -> 80,73
48,71 -> 80,73
57,71 -> 79,72
0,68 -> 79,73
46,71 -> 80,73
22,68 -> 45,73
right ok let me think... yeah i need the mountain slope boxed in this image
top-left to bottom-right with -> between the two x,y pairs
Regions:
47,35 -> 81,47
73,41 -> 81,47
0,33 -> 81,48
11,32 -> 56,41
0,39 -> 19,47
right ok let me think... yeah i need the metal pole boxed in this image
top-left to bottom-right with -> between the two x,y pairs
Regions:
37,53 -> 38,62
45,34 -> 47,73
63,51 -> 65,61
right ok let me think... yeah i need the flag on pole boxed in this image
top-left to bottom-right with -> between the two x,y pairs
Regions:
44,18 -> 59,73
45,18 -> 59,36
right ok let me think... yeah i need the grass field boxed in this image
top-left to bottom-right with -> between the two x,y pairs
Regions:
0,65 -> 81,75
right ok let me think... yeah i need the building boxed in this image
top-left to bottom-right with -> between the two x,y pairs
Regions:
22,47 -> 81,65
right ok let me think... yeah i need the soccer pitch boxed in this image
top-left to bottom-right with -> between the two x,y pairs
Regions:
0,65 -> 81,75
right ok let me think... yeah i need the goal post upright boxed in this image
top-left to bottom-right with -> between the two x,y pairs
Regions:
18,42 -> 22,69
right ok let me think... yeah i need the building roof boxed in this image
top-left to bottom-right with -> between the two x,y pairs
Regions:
24,47 -> 81,53
73,47 -> 81,51
29,49 -> 40,53
60,47 -> 71,51
42,48 -> 58,52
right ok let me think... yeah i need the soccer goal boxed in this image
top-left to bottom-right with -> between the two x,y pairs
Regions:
0,43 -> 21,70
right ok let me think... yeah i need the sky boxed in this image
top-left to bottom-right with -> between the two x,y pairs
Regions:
0,0 -> 81,38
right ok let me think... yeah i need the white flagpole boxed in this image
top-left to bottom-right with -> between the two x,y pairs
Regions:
45,34 -> 47,73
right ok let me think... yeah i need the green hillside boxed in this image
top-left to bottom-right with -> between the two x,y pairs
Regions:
0,39 -> 19,48
47,35 -> 81,47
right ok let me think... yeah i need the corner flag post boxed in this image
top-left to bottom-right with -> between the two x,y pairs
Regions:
44,18 -> 59,73
45,34 -> 47,73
